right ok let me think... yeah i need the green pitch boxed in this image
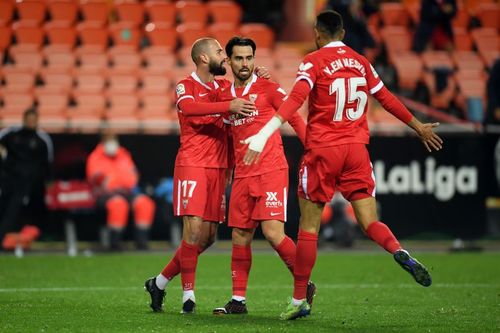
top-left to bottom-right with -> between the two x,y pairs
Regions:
0,251 -> 499,333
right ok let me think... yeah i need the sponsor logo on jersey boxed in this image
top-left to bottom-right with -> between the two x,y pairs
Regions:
176,84 -> 185,96
198,92 -> 208,97
374,157 -> 478,201
265,191 -> 283,208
182,199 -> 188,209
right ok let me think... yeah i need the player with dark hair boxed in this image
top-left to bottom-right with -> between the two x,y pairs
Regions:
211,37 -> 315,315
144,38 -> 269,314
242,10 -> 442,320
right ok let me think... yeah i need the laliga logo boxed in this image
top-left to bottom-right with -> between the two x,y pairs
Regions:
374,157 -> 477,201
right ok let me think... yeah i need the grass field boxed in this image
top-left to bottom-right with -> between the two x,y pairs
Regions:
0,251 -> 499,333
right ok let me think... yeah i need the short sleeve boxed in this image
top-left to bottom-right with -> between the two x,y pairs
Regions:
175,79 -> 195,108
296,54 -> 318,90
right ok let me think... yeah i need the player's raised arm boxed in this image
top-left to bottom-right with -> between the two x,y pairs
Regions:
242,79 -> 311,165
371,86 -> 443,152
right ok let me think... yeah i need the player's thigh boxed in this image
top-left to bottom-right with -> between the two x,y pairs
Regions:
203,168 -> 227,223
337,144 -> 376,202
252,169 -> 288,222
350,196 -> 378,230
298,197 -> 324,234
173,166 -> 208,218
228,177 -> 257,229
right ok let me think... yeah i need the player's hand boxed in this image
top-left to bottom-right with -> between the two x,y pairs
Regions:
229,98 -> 256,117
417,122 -> 443,152
241,133 -> 268,165
255,66 -> 271,79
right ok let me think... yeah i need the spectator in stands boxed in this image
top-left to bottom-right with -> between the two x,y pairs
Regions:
412,0 -> 457,53
0,109 -> 52,248
86,131 -> 155,251
326,0 -> 376,55
485,58 -> 500,126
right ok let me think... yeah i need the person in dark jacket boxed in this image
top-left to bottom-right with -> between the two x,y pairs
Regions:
0,109 -> 53,245
412,0 -> 457,53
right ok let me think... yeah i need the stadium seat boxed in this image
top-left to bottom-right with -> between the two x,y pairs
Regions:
0,92 -> 35,117
476,3 -> 500,30
43,47 -> 76,70
77,50 -> 109,70
479,50 -> 499,69
77,22 -> 109,51
16,0 -> 46,25
48,0 -> 78,26
140,71 -> 171,94
452,7 -> 470,28
108,47 -> 142,70
145,1 -> 176,26
404,2 -> 420,25
471,28 -> 499,68
392,52 -> 423,91
69,93 -> 105,129
452,27 -> 473,51
45,22 -> 77,49
144,23 -> 177,50
0,25 -> 12,51
142,47 -> 177,73
240,24 -> 275,50
207,1 -> 242,26
464,0 -> 494,15
39,68 -> 74,91
421,71 -> 456,109
380,2 -> 410,27
176,0 -> 209,25
452,51 -> 484,72
13,22 -> 44,48
208,23 -> 240,48
106,93 -> 140,130
114,1 -> 145,27
80,0 -> 110,26
35,89 -> 69,117
380,26 -> 412,64
0,0 -> 14,26
421,51 -> 454,70
109,22 -> 142,49
172,66 -> 195,85
107,70 -> 138,94
140,94 -> 175,128
2,67 -> 35,92
73,68 -> 106,93
9,48 -> 43,70
176,23 -> 208,48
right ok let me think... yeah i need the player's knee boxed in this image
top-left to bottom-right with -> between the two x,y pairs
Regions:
232,228 -> 252,246
263,227 -> 284,246
299,216 -> 321,234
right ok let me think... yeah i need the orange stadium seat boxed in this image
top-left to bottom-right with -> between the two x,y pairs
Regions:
452,27 -> 473,51
452,7 -> 470,28
80,0 -> 110,26
176,1 -> 209,25
176,23 -> 208,48
106,94 -> 140,129
380,26 -> 412,64
109,22 -> 142,49
145,1 -> 176,26
0,0 -> 14,26
421,51 -> 454,70
40,68 -> 74,91
1,92 -> 35,117
35,89 -> 69,117
176,46 -> 193,66
452,51 -> 484,72
115,1 -> 145,27
207,1 -> 242,26
43,47 -> 76,69
476,3 -> 500,30
240,24 -> 275,50
45,22 -> 77,49
380,2 -> 410,27
140,94 -> 176,132
463,0 -> 494,15
0,26 -> 12,51
13,22 -> 44,48
48,0 -> 78,26
73,68 -> 106,93
16,0 -> 46,25
392,52 -> 423,91
208,23 -> 240,48
77,22 -> 109,51
2,67 -> 35,92
140,71 -> 171,95
77,50 -> 109,70
145,23 -> 177,50
9,48 -> 43,70
108,49 -> 142,70
404,2 -> 420,25
471,28 -> 499,68
142,47 -> 177,73
107,70 -> 138,94
421,71 -> 456,109
69,93 -> 105,126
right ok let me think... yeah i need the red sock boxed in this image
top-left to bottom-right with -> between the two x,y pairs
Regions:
273,236 -> 296,274
365,221 -> 401,254
161,247 -> 181,280
231,244 -> 252,297
180,240 -> 200,291
293,229 -> 318,300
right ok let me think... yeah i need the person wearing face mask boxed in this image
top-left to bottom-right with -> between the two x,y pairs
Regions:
86,131 -> 156,251
0,108 -> 53,249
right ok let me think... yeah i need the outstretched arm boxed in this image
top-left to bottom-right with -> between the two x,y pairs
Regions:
178,98 -> 256,117
373,86 -> 443,152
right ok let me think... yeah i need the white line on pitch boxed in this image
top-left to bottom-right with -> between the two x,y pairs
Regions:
0,283 -> 498,293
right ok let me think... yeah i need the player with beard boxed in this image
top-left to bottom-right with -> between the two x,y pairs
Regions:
145,38 -> 268,314
242,11 -> 441,320
211,37 -> 316,315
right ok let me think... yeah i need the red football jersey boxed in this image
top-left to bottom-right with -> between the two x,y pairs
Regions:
216,75 -> 288,178
174,72 -> 231,168
296,41 -> 383,148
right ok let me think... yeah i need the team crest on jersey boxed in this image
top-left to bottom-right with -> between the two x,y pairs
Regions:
176,84 -> 185,97
299,62 -> 313,71
337,48 -> 346,54
249,94 -> 258,103
182,199 -> 188,209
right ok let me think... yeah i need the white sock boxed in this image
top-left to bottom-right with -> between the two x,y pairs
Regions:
232,295 -> 246,302
182,290 -> 195,303
155,274 -> 169,290
292,297 -> 304,306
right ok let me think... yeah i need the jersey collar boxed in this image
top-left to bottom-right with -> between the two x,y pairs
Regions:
190,72 -> 220,90
324,41 -> 346,48
231,73 -> 257,97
